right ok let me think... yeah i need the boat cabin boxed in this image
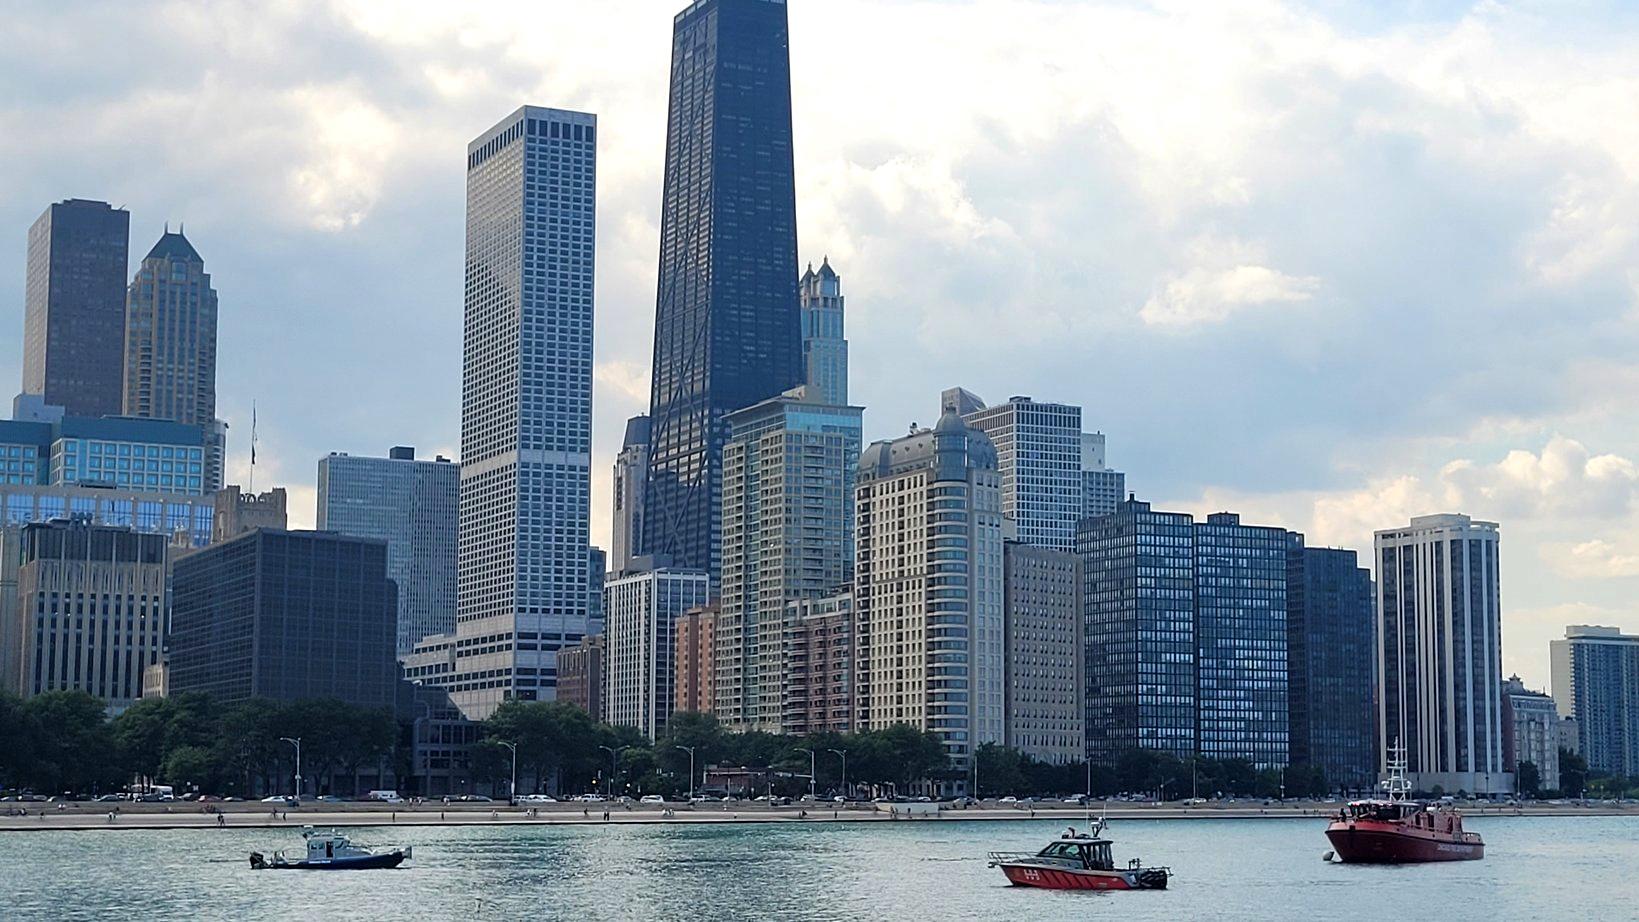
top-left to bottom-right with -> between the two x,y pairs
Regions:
1342,800 -> 1421,823
1034,836 -> 1116,871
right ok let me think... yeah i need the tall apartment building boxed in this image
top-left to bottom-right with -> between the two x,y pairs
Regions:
1287,545 -> 1376,789
1501,675 -> 1561,791
168,529 -> 399,709
558,634 -> 605,721
212,485 -> 288,543
1078,499 -> 1198,764
783,590 -> 854,735
122,230 -> 224,491
610,416 -> 649,573
1552,625 -> 1639,777
454,105 -> 597,718
799,258 -> 848,405
950,391 -> 1082,551
1195,513 -> 1290,768
855,411 -> 1005,773
603,561 -> 710,740
715,388 -> 861,732
1376,514 -> 1510,794
22,199 -> 130,417
674,605 -> 718,715
1003,543 -> 1084,764
1080,432 -> 1126,520
588,546 -> 607,632
644,0 -> 803,579
318,447 -> 459,655
9,520 -> 167,712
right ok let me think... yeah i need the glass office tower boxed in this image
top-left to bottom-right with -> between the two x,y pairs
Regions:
644,0 -> 803,580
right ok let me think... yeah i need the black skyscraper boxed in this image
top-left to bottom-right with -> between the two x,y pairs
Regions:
643,0 -> 802,579
22,199 -> 130,416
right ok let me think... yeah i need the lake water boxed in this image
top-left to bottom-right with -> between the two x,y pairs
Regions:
5,815 -> 1635,921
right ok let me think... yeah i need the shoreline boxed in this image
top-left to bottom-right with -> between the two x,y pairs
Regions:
3,802 -> 1634,833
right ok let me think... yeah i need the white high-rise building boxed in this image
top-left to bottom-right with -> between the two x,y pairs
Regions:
610,416 -> 649,574
452,105 -> 596,719
1375,514 -> 1511,794
799,258 -> 847,406
946,390 -> 1082,551
1080,432 -> 1126,520
715,387 -> 861,733
318,447 -> 459,656
855,410 -> 1005,778
603,561 -> 709,740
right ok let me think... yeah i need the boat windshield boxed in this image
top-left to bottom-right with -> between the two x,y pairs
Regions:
1345,801 -> 1419,822
1034,840 -> 1114,870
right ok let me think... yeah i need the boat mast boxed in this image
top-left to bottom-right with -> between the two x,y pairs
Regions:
1381,739 -> 1412,802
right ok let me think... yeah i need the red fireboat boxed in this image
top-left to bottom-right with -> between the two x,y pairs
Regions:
988,818 -> 1171,890
1325,744 -> 1485,864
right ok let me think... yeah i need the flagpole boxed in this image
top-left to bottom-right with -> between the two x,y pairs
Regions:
249,401 -> 257,493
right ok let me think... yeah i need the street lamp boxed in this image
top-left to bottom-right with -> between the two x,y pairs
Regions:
497,740 -> 518,805
827,749 -> 848,800
674,746 -> 697,800
794,748 -> 816,800
278,737 -> 302,800
599,745 -> 619,800
1085,757 -> 1093,799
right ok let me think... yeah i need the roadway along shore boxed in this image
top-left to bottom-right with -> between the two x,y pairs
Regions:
2,801 -> 1635,832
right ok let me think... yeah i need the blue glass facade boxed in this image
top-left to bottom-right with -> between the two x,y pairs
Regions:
1079,502 -> 1296,768
644,0 -> 803,580
1194,513 -> 1290,768
1287,544 -> 1376,788
0,416 -> 208,495
1078,499 -> 1197,764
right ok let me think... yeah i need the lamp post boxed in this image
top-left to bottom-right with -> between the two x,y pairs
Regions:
674,746 -> 696,800
278,736 -> 302,800
827,749 -> 847,800
794,748 -> 816,800
599,745 -> 619,800
497,740 -> 518,805
1086,757 -> 1093,799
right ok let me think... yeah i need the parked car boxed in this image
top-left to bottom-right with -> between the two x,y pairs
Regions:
95,794 -> 123,803
999,796 -> 1018,804
577,794 -> 606,803
459,794 -> 494,803
518,794 -> 558,804
640,795 -> 665,805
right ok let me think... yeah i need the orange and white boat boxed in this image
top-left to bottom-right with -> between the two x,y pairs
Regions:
1325,744 -> 1484,864
988,819 -> 1171,891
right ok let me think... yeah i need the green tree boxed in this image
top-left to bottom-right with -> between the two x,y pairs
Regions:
162,745 -> 223,794
21,691 -> 120,794
0,692 -> 37,790
1559,748 -> 1588,798
1517,760 -> 1541,798
975,743 -> 1027,798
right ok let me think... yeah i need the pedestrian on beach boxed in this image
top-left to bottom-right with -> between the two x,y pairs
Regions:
217,814 -> 226,828
602,809 -> 610,822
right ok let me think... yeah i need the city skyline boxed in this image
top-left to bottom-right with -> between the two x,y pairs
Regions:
7,2 -> 1639,688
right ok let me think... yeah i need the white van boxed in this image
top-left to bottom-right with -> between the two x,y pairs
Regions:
365,790 -> 403,804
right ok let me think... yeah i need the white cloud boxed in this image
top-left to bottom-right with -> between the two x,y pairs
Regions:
1541,539 -> 1639,581
1140,263 -> 1322,328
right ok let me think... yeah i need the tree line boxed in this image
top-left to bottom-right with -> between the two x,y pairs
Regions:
470,704 -> 951,798
0,690 -> 397,798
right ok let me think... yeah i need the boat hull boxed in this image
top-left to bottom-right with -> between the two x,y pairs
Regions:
1326,823 -> 1483,863
996,863 -> 1168,890
251,851 -> 408,870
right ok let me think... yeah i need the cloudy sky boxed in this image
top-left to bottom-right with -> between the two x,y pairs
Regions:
5,0 -> 1639,686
